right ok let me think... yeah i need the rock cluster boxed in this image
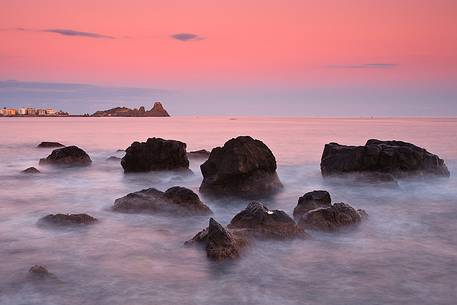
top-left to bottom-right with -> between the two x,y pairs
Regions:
39,146 -> 92,166
113,186 -> 212,216
91,102 -> 170,117
293,190 -> 331,218
121,138 -> 189,172
22,167 -> 41,174
321,139 -> 449,178
37,142 -> 65,148
200,136 -> 282,197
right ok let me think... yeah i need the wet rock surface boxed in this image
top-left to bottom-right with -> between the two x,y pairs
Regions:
37,142 -> 65,148
200,136 -> 282,197
228,202 -> 306,239
113,186 -> 212,215
293,190 -> 331,218
188,149 -> 211,159
38,213 -> 98,226
121,138 -> 189,172
39,146 -> 92,166
185,218 -> 248,261
321,139 -> 450,178
22,167 -> 41,174
298,202 -> 365,232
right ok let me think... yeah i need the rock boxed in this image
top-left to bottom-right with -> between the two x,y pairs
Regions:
28,265 -> 57,278
37,142 -> 64,148
22,167 -> 40,174
91,102 -> 170,117
200,136 -> 282,197
39,146 -> 92,166
106,156 -> 121,161
298,202 -> 365,232
149,102 -> 170,117
121,138 -> 189,172
293,190 -> 331,218
185,218 -> 248,260
228,202 -> 306,239
113,186 -> 212,215
321,139 -> 450,178
38,213 -> 98,226
188,149 -> 211,159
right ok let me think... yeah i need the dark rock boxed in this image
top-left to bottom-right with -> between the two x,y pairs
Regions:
113,186 -> 212,215
298,202 -> 364,232
228,202 -> 306,239
188,149 -> 211,159
22,167 -> 40,174
37,142 -> 64,148
293,190 -> 331,218
185,218 -> 248,260
39,146 -> 92,166
121,138 -> 189,172
106,156 -> 121,161
321,139 -> 450,178
91,102 -> 170,117
28,265 -> 56,278
200,136 -> 282,197
38,213 -> 98,226
116,149 -> 125,152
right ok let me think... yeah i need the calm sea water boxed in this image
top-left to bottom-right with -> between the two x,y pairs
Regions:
0,117 -> 456,305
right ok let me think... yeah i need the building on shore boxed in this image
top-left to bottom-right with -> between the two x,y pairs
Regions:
46,108 -> 57,115
18,108 -> 27,115
0,106 -> 67,116
26,108 -> 36,115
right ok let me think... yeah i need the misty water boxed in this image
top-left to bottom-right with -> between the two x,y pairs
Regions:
1,117 -> 456,305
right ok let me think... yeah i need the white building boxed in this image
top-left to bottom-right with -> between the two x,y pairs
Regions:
18,108 -> 27,115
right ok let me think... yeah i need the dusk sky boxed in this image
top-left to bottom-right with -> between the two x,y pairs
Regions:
1,0 -> 456,115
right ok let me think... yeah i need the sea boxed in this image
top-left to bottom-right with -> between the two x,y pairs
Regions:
0,117 -> 456,305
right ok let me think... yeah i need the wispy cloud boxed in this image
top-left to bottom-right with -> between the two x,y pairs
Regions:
7,27 -> 115,39
327,63 -> 398,69
171,33 -> 205,42
43,28 -> 115,39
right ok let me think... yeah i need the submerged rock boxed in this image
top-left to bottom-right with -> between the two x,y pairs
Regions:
106,156 -> 121,161
113,186 -> 212,215
22,167 -> 40,174
228,202 -> 306,239
28,265 -> 57,278
200,136 -> 282,197
39,146 -> 92,166
293,190 -> 331,218
38,213 -> 98,226
37,142 -> 64,148
121,138 -> 189,172
321,139 -> 450,178
186,218 -> 248,261
298,202 -> 365,232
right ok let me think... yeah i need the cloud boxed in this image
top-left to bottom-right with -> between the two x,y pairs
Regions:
171,33 -> 205,42
327,63 -> 398,69
42,29 -> 115,39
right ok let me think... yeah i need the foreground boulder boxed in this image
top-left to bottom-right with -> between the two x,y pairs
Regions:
321,139 -> 450,178
186,218 -> 248,260
228,202 -> 306,239
37,142 -> 64,148
22,167 -> 40,174
38,213 -> 98,226
293,190 -> 331,218
113,186 -> 212,215
121,138 -> 189,172
28,265 -> 58,280
39,146 -> 92,166
200,136 -> 282,197
298,202 -> 366,232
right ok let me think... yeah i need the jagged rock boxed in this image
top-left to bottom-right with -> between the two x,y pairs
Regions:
293,190 -> 331,218
185,218 -> 248,260
39,146 -> 92,166
37,142 -> 64,148
121,138 -> 189,172
91,102 -> 170,117
298,202 -> 365,232
188,149 -> 211,159
38,213 -> 98,226
321,139 -> 450,178
200,136 -> 282,197
106,156 -> 121,161
22,167 -> 40,174
113,186 -> 212,215
228,202 -> 306,239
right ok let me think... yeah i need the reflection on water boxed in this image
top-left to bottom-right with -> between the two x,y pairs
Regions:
0,117 -> 456,305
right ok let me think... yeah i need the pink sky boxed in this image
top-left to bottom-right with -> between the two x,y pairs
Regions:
0,0 -> 456,115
